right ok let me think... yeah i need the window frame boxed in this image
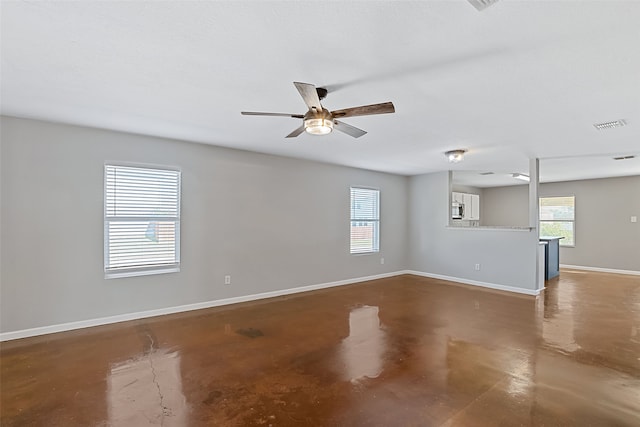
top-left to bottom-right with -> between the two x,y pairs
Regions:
539,195 -> 575,247
104,163 -> 181,279
350,186 -> 380,254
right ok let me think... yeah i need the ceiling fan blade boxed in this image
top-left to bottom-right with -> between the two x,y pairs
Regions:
331,102 -> 395,119
285,125 -> 306,138
334,120 -> 367,138
293,82 -> 323,111
467,0 -> 500,11
241,111 -> 304,118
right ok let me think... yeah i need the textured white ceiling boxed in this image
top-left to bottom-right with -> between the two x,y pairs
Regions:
1,0 -> 639,185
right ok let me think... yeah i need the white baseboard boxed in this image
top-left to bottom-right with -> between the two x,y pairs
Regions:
560,264 -> 640,276
0,271 -> 406,342
405,270 -> 542,296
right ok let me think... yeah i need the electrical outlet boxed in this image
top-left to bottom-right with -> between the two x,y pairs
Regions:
224,275 -> 231,285
380,257 -> 385,265
475,263 -> 481,271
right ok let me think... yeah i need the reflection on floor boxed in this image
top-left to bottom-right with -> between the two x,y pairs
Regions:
1,271 -> 639,426
108,326 -> 187,426
340,305 -> 386,383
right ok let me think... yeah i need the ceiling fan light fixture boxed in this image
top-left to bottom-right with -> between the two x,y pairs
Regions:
304,118 -> 334,135
445,149 -> 467,163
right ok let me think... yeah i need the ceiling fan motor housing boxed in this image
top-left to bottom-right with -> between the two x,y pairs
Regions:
316,87 -> 328,100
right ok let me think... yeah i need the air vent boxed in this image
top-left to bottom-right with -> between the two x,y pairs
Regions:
613,155 -> 635,160
479,172 -> 495,175
593,119 -> 626,130
467,0 -> 501,11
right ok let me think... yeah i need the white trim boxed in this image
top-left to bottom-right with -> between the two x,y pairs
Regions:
0,271 -> 405,342
560,264 -> 640,276
405,270 -> 542,296
104,160 -> 182,173
1,270 -> 549,342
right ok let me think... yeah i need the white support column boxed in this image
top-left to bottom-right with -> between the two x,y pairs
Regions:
529,158 -> 539,230
529,158 -> 543,290
447,170 -> 453,226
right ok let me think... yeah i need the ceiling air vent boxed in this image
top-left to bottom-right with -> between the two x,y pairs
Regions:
467,0 -> 501,11
479,172 -> 495,175
613,155 -> 635,160
593,119 -> 626,130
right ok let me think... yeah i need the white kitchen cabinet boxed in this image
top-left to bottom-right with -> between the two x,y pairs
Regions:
452,192 -> 480,221
469,194 -> 480,220
452,192 -> 464,204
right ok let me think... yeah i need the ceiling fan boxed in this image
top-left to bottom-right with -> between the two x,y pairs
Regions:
241,82 -> 395,138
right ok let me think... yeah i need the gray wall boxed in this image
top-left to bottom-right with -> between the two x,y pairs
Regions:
481,184 -> 529,227
482,176 -> 640,271
4,116 -> 633,335
408,172 -> 538,291
0,117 -> 408,333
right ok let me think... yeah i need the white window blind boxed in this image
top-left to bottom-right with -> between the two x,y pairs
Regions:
540,196 -> 575,246
105,165 -> 181,278
350,187 -> 380,254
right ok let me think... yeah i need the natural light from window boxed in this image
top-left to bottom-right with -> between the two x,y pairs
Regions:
350,187 -> 380,254
104,165 -> 181,278
540,196 -> 575,246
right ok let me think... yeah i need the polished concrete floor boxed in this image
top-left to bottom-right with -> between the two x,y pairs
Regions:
1,271 -> 639,426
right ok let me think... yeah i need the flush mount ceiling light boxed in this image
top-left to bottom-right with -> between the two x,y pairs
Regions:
512,173 -> 530,182
593,119 -> 626,130
445,149 -> 467,163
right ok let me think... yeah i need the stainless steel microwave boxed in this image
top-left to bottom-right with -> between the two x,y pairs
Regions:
452,202 -> 464,220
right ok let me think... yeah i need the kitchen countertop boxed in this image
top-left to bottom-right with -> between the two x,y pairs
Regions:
446,225 -> 535,232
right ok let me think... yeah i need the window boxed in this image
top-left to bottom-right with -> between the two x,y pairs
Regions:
540,196 -> 575,246
350,187 -> 380,254
105,165 -> 181,278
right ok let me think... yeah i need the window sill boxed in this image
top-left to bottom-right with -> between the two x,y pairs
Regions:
105,266 -> 180,279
